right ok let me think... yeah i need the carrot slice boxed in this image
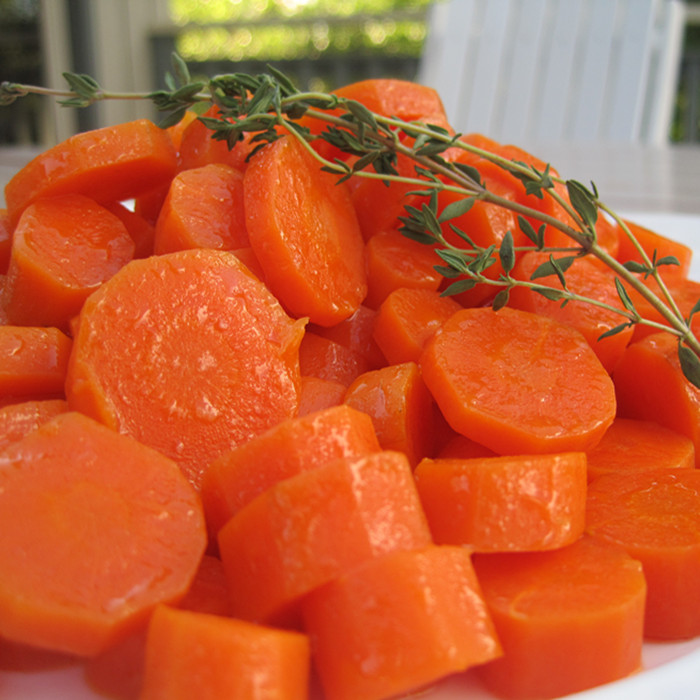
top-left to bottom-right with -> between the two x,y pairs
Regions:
298,331 -> 369,386
421,306 -> 616,455
3,194 -> 135,330
0,411 -> 206,657
201,403 -> 381,536
415,452 -> 587,551
217,450 -> 432,626
301,545 -> 501,700
0,398 -> 67,451
104,201 -> 156,259
343,361 -> 435,467
0,326 -> 72,399
244,134 -> 367,326
435,432 -> 498,459
153,163 -> 249,254
297,375 -> 346,415
0,208 -> 11,274
586,417 -> 695,481
586,468 -> 700,640
65,248 -> 306,489
4,119 -> 178,225
472,536 -> 646,699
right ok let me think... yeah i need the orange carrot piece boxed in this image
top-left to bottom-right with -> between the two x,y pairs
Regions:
586,417 -> 695,481
435,432 -> 498,459
0,208 -> 11,274
132,183 -> 170,226
201,403 -> 381,537
301,545 -> 502,700
165,109 -> 198,151
0,326 -> 71,399
140,605 -> 310,700
0,411 -> 206,657
613,332 -> 700,467
421,306 -> 616,455
153,163 -> 249,254
414,453 -> 587,551
104,201 -> 156,259
3,194 -> 135,330
363,229 -> 443,309
65,248 -> 305,489
217,451 -> 432,626
4,119 -> 177,226
343,361 -> 435,467
244,134 -> 367,326
297,375 -> 347,416
586,468 -> 700,640
175,554 -> 232,618
472,536 -> 646,699
298,330 -> 369,386
0,397 -> 67,451
372,286 -> 461,365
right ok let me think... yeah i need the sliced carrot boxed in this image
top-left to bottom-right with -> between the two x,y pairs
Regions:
363,229 -> 443,309
414,453 -> 587,551
297,375 -> 346,416
0,411 -> 206,656
586,468 -> 700,640
165,109 -> 198,151
104,201 -> 156,259
372,286 -> 461,365
298,330 -> 369,386
140,605 -> 310,700
301,545 -> 502,700
613,331 -> 700,467
0,208 -> 11,274
244,134 -> 367,326
133,183 -> 170,226
435,432 -> 498,459
175,554 -> 232,618
343,361 -> 435,467
217,450 -> 432,626
153,163 -> 248,254
201,403 -> 381,537
0,397 -> 68,451
4,119 -> 178,226
0,326 -> 71,399
0,638 -> 79,673
65,248 -> 306,489
3,194 -> 135,330
421,306 -> 616,455
586,417 -> 695,481
230,245 -> 265,281
472,536 -> 646,699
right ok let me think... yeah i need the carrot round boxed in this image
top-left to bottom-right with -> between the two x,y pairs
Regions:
0,398 -> 67,451
0,208 -> 11,273
472,535 -> 646,699
297,375 -> 346,416
243,134 -> 367,326
104,201 -> 156,259
301,544 -> 502,700
298,330 -> 369,386
3,194 -> 135,330
421,306 -> 616,455
0,411 -> 206,657
4,118 -> 178,225
65,248 -> 306,489
586,468 -> 700,640
414,452 -> 587,551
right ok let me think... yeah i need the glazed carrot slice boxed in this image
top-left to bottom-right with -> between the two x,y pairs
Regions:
435,432 -> 497,459
613,331 -> 700,467
586,417 -> 695,481
0,326 -> 71,399
414,453 -> 587,551
104,201 -> 156,259
0,411 -> 206,657
3,194 -> 135,330
472,535 -> 646,699
4,119 -> 178,225
0,398 -> 67,451
217,451 -> 432,626
153,163 -> 249,254
301,545 -> 501,700
297,375 -> 347,416
140,605 -> 310,700
65,248 -> 306,489
343,361 -> 435,467
421,306 -> 616,455
586,468 -> 700,640
372,286 -> 461,365
0,208 -> 11,273
244,134 -> 367,326
201,403 -> 381,537
298,331 -> 369,386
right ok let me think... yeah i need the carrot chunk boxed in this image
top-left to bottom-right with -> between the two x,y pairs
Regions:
586,468 -> 700,640
104,201 -> 156,259
421,306 -> 616,455
415,452 -> 587,551
297,375 -> 346,416
0,412 -> 206,657
140,606 -> 309,700
0,398 -> 67,451
301,545 -> 502,700
65,248 -> 305,489
3,194 -> 135,330
298,330 -> 369,386
472,536 -> 646,699
0,208 -> 11,274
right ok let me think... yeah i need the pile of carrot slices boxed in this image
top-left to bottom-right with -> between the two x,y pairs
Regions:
1,79 -> 700,700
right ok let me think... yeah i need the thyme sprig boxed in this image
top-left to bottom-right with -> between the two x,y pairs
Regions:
3,54 -> 700,386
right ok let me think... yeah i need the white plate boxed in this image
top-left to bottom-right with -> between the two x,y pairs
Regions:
2,213 -> 700,699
